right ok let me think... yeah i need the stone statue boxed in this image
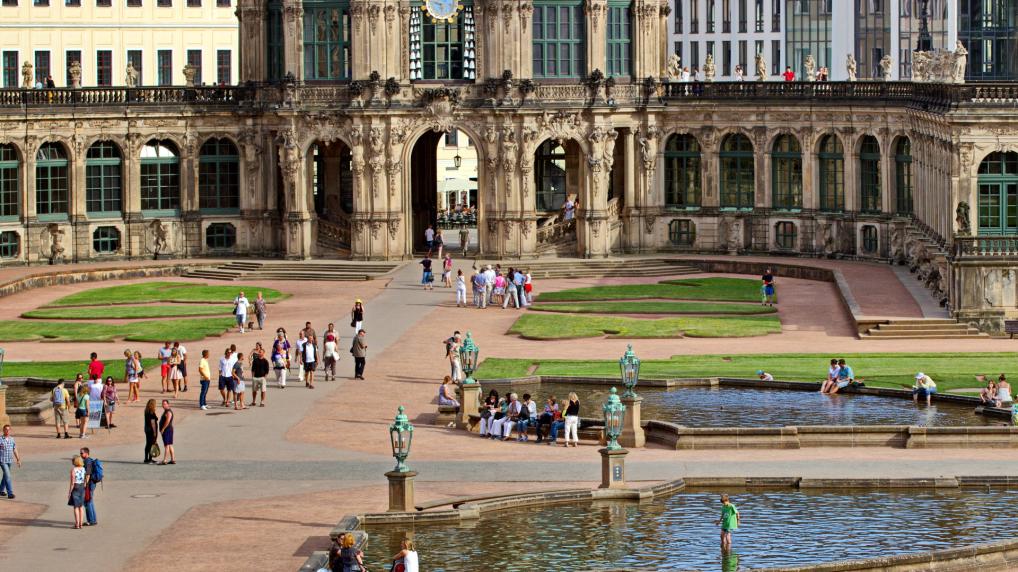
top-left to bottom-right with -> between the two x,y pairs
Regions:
911,51 -> 929,82
953,41 -> 968,84
149,219 -> 169,257
890,224 -> 906,264
846,54 -> 857,82
703,54 -> 716,83
804,55 -> 816,82
21,60 -> 32,89
42,223 -> 65,264
755,53 -> 767,82
879,55 -> 893,81
125,62 -> 138,88
956,201 -> 972,236
68,61 -> 81,89
666,53 -> 681,80
821,222 -> 835,256
183,63 -> 197,87
727,218 -> 743,251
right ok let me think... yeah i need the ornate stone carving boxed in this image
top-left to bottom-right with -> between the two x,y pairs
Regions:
520,219 -> 532,239
953,41 -> 968,84
644,215 -> 656,235
40,223 -> 66,264
585,0 -> 606,29
637,126 -> 660,173
148,219 -> 171,257
956,202 -> 972,236
519,2 -> 532,27
277,129 -> 300,210
21,61 -> 32,89
879,55 -> 893,81
539,111 -> 582,146
387,216 -> 401,240
804,54 -> 816,82
68,61 -> 81,89
502,127 -> 518,196
384,4 -> 396,23
501,2 -> 513,27
369,220 -> 382,240
368,4 -> 381,23
846,53 -> 857,82
503,219 -> 514,240
368,127 -> 385,198
590,219 -> 601,238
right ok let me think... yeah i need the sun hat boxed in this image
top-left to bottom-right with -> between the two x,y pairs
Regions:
756,370 -> 765,375
355,299 -> 362,303
916,372 -> 925,379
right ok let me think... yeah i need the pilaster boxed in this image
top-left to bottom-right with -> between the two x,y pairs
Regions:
585,0 -> 608,76
237,0 -> 268,83
282,0 -> 305,80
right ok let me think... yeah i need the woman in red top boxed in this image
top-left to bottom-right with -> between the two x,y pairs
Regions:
782,67 -> 796,81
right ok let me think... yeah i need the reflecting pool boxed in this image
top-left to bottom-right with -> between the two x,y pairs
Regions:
363,488 -> 1018,571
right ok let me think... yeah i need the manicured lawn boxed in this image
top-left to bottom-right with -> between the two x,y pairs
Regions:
24,305 -> 233,320
3,358 -> 161,380
0,317 -> 236,342
46,282 -> 287,307
476,353 -> 1016,392
536,278 -> 762,303
530,301 -> 776,315
507,313 -> 781,339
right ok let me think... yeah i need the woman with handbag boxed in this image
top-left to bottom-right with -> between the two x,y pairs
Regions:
159,400 -> 175,465
143,399 -> 159,464
69,455 -> 86,528
271,329 -> 291,389
350,300 -> 364,335
102,377 -> 120,429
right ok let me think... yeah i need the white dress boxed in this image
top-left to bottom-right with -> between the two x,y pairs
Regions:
403,551 -> 419,572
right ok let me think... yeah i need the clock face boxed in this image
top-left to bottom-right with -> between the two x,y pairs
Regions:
425,0 -> 459,21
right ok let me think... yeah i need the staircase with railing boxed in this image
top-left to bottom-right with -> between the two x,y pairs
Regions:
535,217 -> 577,256
316,214 -> 352,258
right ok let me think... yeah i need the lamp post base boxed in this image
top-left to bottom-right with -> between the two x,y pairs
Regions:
599,447 -> 628,489
459,382 -> 481,430
620,395 -> 645,448
385,470 -> 417,512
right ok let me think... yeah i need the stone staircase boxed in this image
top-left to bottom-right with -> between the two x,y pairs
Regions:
474,257 -> 701,280
861,318 -> 990,340
183,260 -> 399,282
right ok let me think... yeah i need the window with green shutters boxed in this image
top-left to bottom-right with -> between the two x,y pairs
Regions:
422,12 -> 463,79
977,151 -> 1018,236
894,137 -> 912,214
771,134 -> 802,210
664,134 -> 701,208
140,140 -> 180,212
35,143 -> 69,217
303,1 -> 350,81
86,141 -> 122,215
859,135 -> 881,214
606,3 -> 631,77
532,2 -> 585,78
719,133 -> 755,209
198,138 -> 240,211
0,231 -> 18,258
0,144 -> 18,218
818,134 -> 844,212
92,226 -> 121,253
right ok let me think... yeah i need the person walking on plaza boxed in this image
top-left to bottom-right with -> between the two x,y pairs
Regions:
351,329 -> 368,380
173,341 -> 189,392
168,347 -> 183,399
254,291 -> 268,331
233,290 -> 250,334
218,348 -> 236,406
69,455 -> 86,528
455,269 -> 467,307
80,447 -> 101,526
143,399 -> 159,464
232,353 -> 247,409
158,341 -> 172,393
272,329 -> 291,389
250,347 -> 269,406
302,336 -> 317,389
351,300 -> 365,334
503,268 -> 520,309
716,493 -> 740,552
563,392 -> 580,447
523,269 -> 534,304
424,224 -> 435,256
459,226 -> 469,256
75,385 -> 90,439
124,349 -> 141,403
52,380 -> 71,439
483,265 -> 496,306
102,378 -> 120,429
323,327 -> 339,382
198,349 -> 212,410
0,424 -> 22,499
434,228 -> 445,260
471,269 -> 485,308
761,267 -> 776,306
420,255 -> 434,290
159,400 -> 175,465
442,252 -> 454,287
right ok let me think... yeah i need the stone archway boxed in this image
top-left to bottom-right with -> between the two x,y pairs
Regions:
306,139 -> 353,255
407,129 -> 480,254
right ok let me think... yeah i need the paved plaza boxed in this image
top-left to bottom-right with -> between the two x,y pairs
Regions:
1,259 -> 1017,571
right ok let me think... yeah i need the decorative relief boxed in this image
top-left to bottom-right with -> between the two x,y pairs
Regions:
539,111 -> 582,146
387,216 -> 401,240
519,2 -> 532,26
644,215 -> 656,235
368,127 -> 385,198
501,127 -> 518,196
585,0 -> 606,29
503,219 -> 514,240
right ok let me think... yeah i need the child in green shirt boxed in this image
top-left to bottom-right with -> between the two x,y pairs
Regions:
715,493 -> 740,551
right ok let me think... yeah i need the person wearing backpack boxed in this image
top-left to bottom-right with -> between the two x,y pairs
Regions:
80,447 -> 102,526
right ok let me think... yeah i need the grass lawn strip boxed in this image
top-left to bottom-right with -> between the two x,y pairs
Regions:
24,305 -> 234,320
530,300 -> 776,315
476,352 -> 1015,392
508,313 -> 781,339
0,317 -> 236,342
46,282 -> 287,307
4,358 -> 162,380
536,277 -> 762,303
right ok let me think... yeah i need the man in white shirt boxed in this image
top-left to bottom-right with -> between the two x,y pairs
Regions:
233,291 -> 250,334
482,265 -> 496,308
173,341 -> 188,392
218,349 -> 235,407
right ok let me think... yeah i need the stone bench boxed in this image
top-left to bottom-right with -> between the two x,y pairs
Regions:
435,405 -> 458,426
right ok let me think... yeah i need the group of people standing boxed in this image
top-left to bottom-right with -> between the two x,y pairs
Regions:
50,357 -> 124,441
466,265 -> 533,309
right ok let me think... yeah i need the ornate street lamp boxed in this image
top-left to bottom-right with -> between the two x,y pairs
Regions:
459,332 -> 479,384
602,387 -> 626,451
453,152 -> 463,169
388,405 -> 414,473
618,344 -> 640,398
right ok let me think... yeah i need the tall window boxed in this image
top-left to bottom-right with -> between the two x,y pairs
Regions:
818,134 -> 844,212
722,41 -> 731,76
664,134 -> 701,208
707,0 -> 715,32
2,52 -> 17,87
894,137 -> 912,214
187,49 -> 202,84
976,151 -> 1018,236
532,1 -> 585,78
959,0 -> 1018,81
65,50 -> 81,87
34,51 -> 50,85
0,144 -> 18,218
96,50 -> 112,86
157,50 -> 172,86
198,138 -> 240,211
754,0 -> 763,31
738,0 -> 746,32
859,135 -> 881,214
419,11 -> 464,79
770,39 -> 780,75
606,3 -> 631,77
771,134 -> 802,210
303,1 -> 351,80
140,140 -> 180,212
774,221 -> 797,250
35,143 -> 69,217
719,133 -> 754,209
127,50 -> 143,85
267,1 -> 284,80
85,141 -> 122,215
216,50 -> 231,84
535,140 -> 567,212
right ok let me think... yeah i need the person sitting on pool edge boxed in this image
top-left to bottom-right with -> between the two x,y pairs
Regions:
994,374 -> 1013,409
824,359 -> 855,394
820,358 -> 840,393
912,372 -> 937,406
756,370 -> 774,382
980,378 -> 998,406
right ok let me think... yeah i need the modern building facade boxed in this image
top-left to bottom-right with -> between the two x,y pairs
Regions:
670,0 -> 785,79
0,0 -> 1017,329
958,0 -> 1018,81
0,0 -> 239,88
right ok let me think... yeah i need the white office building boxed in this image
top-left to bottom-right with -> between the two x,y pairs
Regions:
669,0 -> 787,79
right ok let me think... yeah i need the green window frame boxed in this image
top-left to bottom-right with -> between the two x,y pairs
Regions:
86,141 -> 122,215
859,135 -> 881,214
668,219 -> 696,246
535,140 -> 567,212
303,1 -> 350,81
421,10 -> 464,80
140,140 -> 180,213
774,221 -> 797,250
35,143 -> 69,217
664,134 -> 701,208
205,222 -> 237,249
92,226 -> 121,253
719,133 -> 755,209
532,2 -> 585,79
606,3 -> 631,77
198,138 -> 240,211
0,230 -> 18,258
977,151 -> 1018,236
0,144 -> 18,219
894,137 -> 912,215
771,134 -> 802,210
267,2 -> 284,81
861,225 -> 878,253
818,134 -> 844,212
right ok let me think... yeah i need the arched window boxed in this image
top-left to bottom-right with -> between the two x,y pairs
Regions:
302,1 -> 351,81
92,226 -> 121,253
818,134 -> 844,212
533,1 -> 586,78
86,141 -> 122,215
535,140 -> 567,212
771,134 -> 802,210
140,140 -> 180,212
410,4 -> 476,80
36,143 -> 69,217
977,151 -> 1018,236
894,137 -> 912,215
719,133 -> 754,209
0,144 -> 18,218
206,222 -> 237,249
664,134 -> 701,208
199,138 -> 240,211
859,135 -> 881,214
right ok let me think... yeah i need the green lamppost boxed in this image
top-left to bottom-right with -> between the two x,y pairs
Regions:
457,333 -> 483,431
599,387 -> 629,489
459,332 -> 479,385
386,406 -> 417,512
602,387 -> 626,451
618,344 -> 640,398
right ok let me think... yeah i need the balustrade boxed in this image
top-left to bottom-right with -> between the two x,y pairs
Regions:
954,236 -> 1018,258
536,218 -> 576,245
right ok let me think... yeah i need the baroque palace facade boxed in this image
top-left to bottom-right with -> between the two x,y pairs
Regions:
0,0 -> 1017,326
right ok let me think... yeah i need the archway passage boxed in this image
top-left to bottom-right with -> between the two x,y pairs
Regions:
307,140 -> 353,253
410,129 -> 478,254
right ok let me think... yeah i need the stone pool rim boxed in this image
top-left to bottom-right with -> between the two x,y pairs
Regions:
2,378 -> 60,426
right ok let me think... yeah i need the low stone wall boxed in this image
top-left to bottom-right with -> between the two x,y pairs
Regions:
0,261 -> 214,301
3,379 -> 59,426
